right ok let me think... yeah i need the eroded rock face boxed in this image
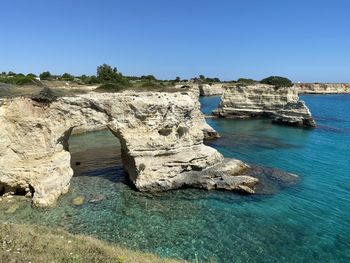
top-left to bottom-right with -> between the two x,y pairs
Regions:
212,84 -> 316,128
295,83 -> 350,94
199,84 -> 225,96
0,91 -> 244,207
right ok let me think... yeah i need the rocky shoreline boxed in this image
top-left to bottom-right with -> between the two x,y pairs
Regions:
0,88 -> 301,207
212,84 -> 316,128
0,88 -> 292,206
197,82 -> 350,96
294,83 -> 350,94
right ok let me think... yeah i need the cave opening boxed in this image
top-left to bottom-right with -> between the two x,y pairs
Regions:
0,183 -> 34,197
67,128 -> 127,184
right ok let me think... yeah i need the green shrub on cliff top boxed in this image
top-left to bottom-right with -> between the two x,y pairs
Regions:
60,73 -> 74,81
39,71 -> 52,80
0,75 -> 37,86
96,83 -> 127,92
97,64 -> 129,84
237,78 -> 258,85
260,76 -> 293,88
95,64 -> 131,91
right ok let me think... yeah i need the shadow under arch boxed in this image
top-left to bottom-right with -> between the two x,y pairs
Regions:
68,128 -> 128,185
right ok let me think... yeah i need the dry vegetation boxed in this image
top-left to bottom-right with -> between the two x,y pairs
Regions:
0,222 -> 184,263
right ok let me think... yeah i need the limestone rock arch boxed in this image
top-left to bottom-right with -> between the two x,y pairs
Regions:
0,91 -> 224,206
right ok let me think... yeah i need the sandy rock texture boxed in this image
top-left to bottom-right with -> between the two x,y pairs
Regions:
198,84 -> 225,96
1,90 -> 261,207
295,83 -> 350,94
212,84 -> 316,127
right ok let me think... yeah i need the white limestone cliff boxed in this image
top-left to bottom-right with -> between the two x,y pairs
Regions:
294,83 -> 350,94
198,84 -> 225,96
213,84 -> 316,127
0,91 -> 261,207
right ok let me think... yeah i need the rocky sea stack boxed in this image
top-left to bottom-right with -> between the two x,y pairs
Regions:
213,84 -> 316,128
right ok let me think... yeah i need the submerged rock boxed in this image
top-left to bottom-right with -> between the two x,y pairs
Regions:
213,84 -> 316,128
5,204 -> 19,214
72,196 -> 85,206
89,194 -> 105,203
246,165 -> 299,194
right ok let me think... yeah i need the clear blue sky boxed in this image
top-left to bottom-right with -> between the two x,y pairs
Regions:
1,0 -> 349,82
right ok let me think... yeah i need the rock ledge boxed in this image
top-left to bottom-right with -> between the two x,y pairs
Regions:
213,84 -> 316,127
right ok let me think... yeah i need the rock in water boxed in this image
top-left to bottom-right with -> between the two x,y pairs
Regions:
89,194 -> 105,203
5,204 -> 19,214
212,84 -> 316,128
72,196 -> 85,206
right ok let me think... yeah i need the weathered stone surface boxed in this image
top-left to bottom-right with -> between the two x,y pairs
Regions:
0,89 -> 300,207
295,83 -> 350,94
200,121 -> 220,140
0,91 -> 226,207
199,84 -> 225,96
213,84 -> 316,127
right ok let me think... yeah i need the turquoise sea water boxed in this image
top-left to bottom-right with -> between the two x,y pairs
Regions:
1,95 -> 349,262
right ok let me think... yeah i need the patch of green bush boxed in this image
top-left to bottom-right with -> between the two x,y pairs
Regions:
60,73 -> 74,81
0,75 -> 36,85
96,83 -> 127,92
26,73 -> 37,78
192,75 -> 221,84
140,75 -> 157,81
140,80 -> 165,89
97,64 -> 130,84
40,71 -> 53,80
260,76 -> 293,88
237,78 -> 257,85
80,75 -> 99,84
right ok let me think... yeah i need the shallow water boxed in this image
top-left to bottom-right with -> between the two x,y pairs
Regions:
1,95 -> 350,262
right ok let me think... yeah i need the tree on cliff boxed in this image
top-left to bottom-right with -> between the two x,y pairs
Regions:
61,73 -> 74,81
96,64 -> 129,85
39,71 -> 52,80
260,76 -> 293,88
140,75 -> 157,81
95,64 -> 130,91
237,78 -> 257,85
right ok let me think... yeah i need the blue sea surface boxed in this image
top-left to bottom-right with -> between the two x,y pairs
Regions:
1,94 -> 349,262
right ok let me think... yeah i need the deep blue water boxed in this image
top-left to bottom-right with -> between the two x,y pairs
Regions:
0,95 -> 349,262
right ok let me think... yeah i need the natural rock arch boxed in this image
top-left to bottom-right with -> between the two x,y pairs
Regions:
0,91 -> 235,207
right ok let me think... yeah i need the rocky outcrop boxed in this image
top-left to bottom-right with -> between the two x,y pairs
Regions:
294,83 -> 350,94
213,84 -> 316,127
198,84 -> 225,96
200,121 -> 220,140
1,90 -> 269,207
